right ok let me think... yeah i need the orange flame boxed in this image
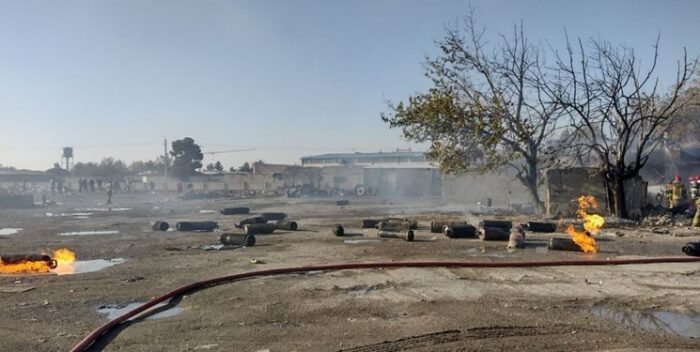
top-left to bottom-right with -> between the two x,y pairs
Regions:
51,248 -> 77,275
0,249 -> 76,275
565,195 -> 604,253
0,259 -> 52,274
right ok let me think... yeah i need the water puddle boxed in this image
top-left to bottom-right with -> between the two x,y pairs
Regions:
0,228 -> 22,236
344,239 -> 381,244
46,212 -> 93,218
97,301 -> 183,320
58,230 -> 120,236
75,208 -> 131,212
591,306 -> 700,338
52,258 -> 126,275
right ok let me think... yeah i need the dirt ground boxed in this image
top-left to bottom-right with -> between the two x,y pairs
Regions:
1,193 -> 699,352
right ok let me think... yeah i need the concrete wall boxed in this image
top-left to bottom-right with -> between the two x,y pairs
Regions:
441,169 -> 535,206
253,163 -> 289,174
319,167 -> 364,191
0,172 -> 52,193
0,180 -> 49,193
363,168 -> 442,198
623,177 -> 648,218
545,168 -> 648,217
166,174 -> 281,192
282,166 -> 322,188
545,168 -> 607,216
0,195 -> 34,208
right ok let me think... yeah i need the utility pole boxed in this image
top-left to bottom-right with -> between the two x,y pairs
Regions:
164,138 -> 169,191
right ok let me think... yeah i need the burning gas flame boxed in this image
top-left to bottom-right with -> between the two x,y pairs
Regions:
0,249 -> 76,275
51,248 -> 77,275
565,195 -> 604,253
0,259 -> 52,274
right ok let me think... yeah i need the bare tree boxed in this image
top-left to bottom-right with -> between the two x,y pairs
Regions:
382,10 -> 564,212
666,79 -> 700,143
551,35 -> 697,218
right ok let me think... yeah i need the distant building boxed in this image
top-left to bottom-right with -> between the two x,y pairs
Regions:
252,162 -> 289,174
300,151 -> 434,168
0,169 -> 53,197
0,169 -> 51,187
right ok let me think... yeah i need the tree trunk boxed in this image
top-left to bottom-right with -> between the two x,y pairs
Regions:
526,159 -> 545,214
611,176 -> 628,219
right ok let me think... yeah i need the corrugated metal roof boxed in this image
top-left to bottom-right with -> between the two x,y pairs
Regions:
0,169 -> 49,176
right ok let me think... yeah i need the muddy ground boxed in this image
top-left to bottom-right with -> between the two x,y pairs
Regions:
0,193 -> 699,352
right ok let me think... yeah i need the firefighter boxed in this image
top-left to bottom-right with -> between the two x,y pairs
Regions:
665,179 -> 675,207
106,181 -> 113,206
691,176 -> 700,227
668,176 -> 687,208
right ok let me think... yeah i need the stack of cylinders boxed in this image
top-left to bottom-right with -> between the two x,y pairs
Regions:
219,207 -> 250,215
361,219 -> 384,229
152,221 -> 170,231
261,212 -> 287,221
478,220 -> 513,229
332,224 -> 345,237
478,227 -> 511,241
235,216 -> 267,228
548,237 -> 583,251
378,219 -> 417,231
385,218 -> 418,230
527,221 -> 557,233
682,242 -> 700,256
244,223 -> 276,235
378,230 -> 415,241
443,224 -> 477,238
431,220 -> 468,233
220,233 -> 256,246
275,220 -> 298,231
176,221 -> 218,232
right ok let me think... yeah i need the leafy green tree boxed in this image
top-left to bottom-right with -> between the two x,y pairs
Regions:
214,161 -> 224,171
72,162 -> 98,177
95,158 -> 128,178
239,162 -> 252,172
382,12 -> 563,212
72,158 -> 128,177
129,159 -> 165,174
170,137 -> 203,180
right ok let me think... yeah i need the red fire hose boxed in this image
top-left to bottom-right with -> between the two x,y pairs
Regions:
68,257 -> 700,352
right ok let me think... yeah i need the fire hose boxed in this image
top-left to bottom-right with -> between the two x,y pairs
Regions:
68,256 -> 700,352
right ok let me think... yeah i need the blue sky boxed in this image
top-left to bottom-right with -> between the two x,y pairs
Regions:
0,0 -> 698,170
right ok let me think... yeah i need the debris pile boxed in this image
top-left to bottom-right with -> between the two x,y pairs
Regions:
645,212 -> 692,227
